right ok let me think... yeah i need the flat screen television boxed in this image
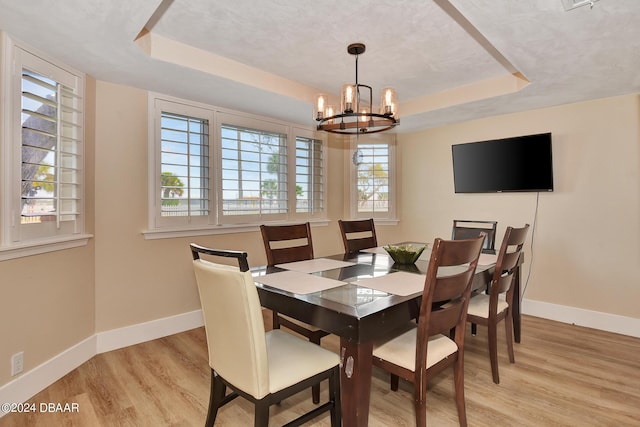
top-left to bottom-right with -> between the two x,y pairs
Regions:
451,132 -> 554,193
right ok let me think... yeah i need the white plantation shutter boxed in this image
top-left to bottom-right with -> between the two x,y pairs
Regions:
218,114 -> 289,223
295,136 -> 324,214
16,48 -> 84,241
147,98 -> 326,235
160,112 -> 209,218
153,99 -> 213,228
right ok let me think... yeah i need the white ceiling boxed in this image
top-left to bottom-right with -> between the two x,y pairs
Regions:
1,0 -> 639,133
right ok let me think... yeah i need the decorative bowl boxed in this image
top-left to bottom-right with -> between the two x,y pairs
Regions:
383,244 -> 427,264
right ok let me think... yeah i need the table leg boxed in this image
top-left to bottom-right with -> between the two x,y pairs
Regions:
339,338 -> 373,427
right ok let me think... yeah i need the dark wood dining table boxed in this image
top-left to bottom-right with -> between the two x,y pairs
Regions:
253,248 -> 522,427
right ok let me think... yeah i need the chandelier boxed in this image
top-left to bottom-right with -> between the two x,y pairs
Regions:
314,43 -> 399,135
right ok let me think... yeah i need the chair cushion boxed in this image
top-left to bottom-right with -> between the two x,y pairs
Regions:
466,293 -> 509,318
372,323 -> 458,372
266,330 -> 339,396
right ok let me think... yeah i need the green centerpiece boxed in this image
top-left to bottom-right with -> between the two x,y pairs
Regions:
383,243 -> 427,264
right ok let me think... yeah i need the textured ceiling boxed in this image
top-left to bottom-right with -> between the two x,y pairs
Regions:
1,0 -> 638,133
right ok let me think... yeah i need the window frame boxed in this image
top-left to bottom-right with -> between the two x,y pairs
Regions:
0,32 -> 90,261
349,134 -> 397,221
146,93 -> 327,238
150,98 -> 215,230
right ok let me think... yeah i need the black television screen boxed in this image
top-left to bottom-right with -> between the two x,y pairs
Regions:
452,132 -> 554,193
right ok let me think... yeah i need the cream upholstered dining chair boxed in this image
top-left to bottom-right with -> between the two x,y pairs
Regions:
372,234 -> 485,427
338,218 -> 378,254
259,222 -> 330,403
452,220 -> 498,254
190,244 -> 341,427
466,224 -> 530,384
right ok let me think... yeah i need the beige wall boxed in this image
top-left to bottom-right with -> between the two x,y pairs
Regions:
396,94 -> 640,319
0,77 -> 96,386
2,77 -> 639,391
92,81 -> 354,332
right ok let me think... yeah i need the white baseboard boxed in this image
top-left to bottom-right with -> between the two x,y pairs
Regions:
0,335 -> 96,413
96,309 -> 204,353
0,309 -> 203,417
522,298 -> 640,338
1,303 -> 638,417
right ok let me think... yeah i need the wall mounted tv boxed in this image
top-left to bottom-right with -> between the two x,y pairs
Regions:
451,132 -> 554,193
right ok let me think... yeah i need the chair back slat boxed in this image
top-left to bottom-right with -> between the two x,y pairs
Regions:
190,243 -> 249,271
260,223 -> 314,266
338,219 -> 378,254
432,269 -> 476,302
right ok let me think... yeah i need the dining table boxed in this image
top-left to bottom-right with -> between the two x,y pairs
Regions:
252,245 -> 522,427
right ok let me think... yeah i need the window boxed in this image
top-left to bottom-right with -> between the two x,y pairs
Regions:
350,134 -> 396,220
1,35 -> 87,258
151,99 -> 214,229
148,95 -> 326,235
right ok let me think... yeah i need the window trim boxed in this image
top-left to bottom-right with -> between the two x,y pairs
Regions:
0,32 -> 90,259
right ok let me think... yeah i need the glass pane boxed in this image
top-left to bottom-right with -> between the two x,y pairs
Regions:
357,143 -> 389,214
160,111 -> 209,218
221,124 -> 288,216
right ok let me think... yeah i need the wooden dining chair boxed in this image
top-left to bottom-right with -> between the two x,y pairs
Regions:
259,222 -> 330,404
190,244 -> 341,427
372,234 -> 485,427
452,220 -> 498,254
466,224 -> 529,384
452,220 -> 498,335
338,218 -> 378,254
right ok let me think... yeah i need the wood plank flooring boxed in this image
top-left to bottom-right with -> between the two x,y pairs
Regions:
2,314 -> 639,426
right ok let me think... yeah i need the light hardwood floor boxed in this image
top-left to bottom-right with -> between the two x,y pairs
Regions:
2,314 -> 640,426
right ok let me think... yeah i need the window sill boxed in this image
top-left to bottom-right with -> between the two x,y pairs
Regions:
0,234 -> 93,261
347,218 -> 399,226
372,218 -> 399,226
142,219 -> 330,240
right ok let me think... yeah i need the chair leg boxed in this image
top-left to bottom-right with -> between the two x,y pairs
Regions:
453,355 -> 468,427
413,374 -> 428,427
272,311 -> 281,329
328,366 -> 342,427
311,334 -> 322,404
488,321 -> 500,384
505,311 -> 515,363
390,374 -> 400,391
311,383 -> 320,404
471,323 -> 477,336
205,370 -> 226,427
254,400 -> 270,427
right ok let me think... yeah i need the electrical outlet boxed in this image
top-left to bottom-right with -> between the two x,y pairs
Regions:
11,352 -> 24,376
